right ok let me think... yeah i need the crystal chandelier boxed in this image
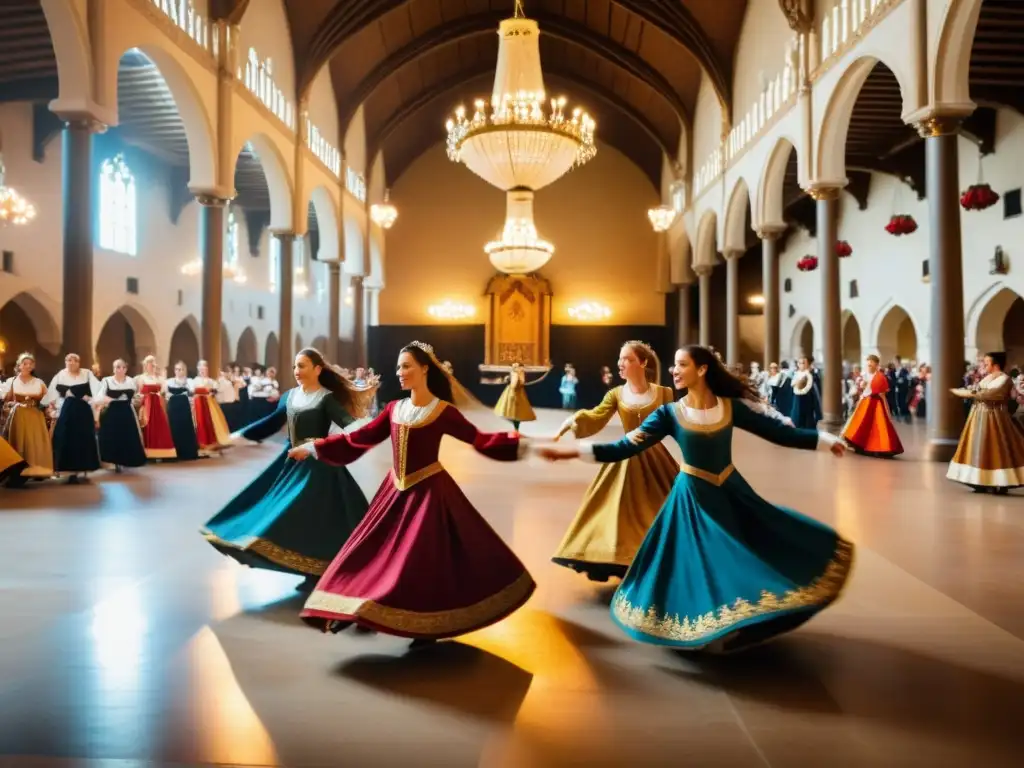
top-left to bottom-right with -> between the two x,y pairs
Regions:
647,205 -> 676,233
484,189 -> 554,273
370,190 -> 398,230
428,301 -> 476,320
445,0 -> 596,274
180,258 -> 247,283
568,302 -> 611,322
0,157 -> 37,226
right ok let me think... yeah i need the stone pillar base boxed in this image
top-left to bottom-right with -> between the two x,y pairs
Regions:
816,417 -> 845,435
924,438 -> 960,463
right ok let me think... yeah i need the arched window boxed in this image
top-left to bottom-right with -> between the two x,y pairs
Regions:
226,208 -> 240,271
98,154 -> 137,255
269,236 -> 280,292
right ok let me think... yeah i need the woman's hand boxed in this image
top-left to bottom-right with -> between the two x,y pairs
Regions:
830,441 -> 847,458
537,444 -> 581,462
287,446 -> 311,461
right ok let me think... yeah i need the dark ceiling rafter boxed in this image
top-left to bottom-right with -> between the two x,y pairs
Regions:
208,0 -> 251,24
336,10 -> 689,145
298,0 -> 731,112
368,65 -> 670,180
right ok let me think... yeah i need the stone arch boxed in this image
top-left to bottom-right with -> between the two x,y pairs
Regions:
816,55 -> 918,184
841,309 -> 862,364
721,178 -> 754,254
264,332 -> 279,369
311,335 -> 328,353
0,289 -> 61,355
933,0 -> 983,107
967,284 -> 1023,356
694,209 -> 718,268
233,133 -> 293,232
872,302 -> 920,362
790,317 -> 814,360
757,137 -> 797,227
110,44 -> 217,191
95,304 -> 158,372
308,186 -> 340,262
39,0 -> 92,107
168,315 -> 201,371
220,324 -> 231,369
235,326 -> 259,365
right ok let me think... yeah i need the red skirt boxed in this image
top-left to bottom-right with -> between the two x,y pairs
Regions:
842,394 -> 904,457
140,391 -> 176,460
192,396 -> 219,452
302,470 -> 535,639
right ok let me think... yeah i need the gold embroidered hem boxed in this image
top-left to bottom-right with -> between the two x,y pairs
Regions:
679,463 -> 735,486
144,447 -> 177,460
612,539 -> 854,645
200,530 -> 330,575
947,462 -> 1024,487
392,461 -> 444,491
303,570 -> 535,637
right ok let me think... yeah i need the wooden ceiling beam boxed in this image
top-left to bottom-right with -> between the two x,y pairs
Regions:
299,0 -> 731,114
336,10 -> 689,144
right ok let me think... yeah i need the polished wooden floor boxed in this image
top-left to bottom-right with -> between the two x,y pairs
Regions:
1,409 -> 1022,767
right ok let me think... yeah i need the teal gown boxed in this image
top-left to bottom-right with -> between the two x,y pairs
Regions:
201,388 -> 369,577
591,397 -> 854,653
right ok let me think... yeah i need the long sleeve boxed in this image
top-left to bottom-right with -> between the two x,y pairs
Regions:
86,371 -> 101,398
322,393 -> 356,430
588,404 -> 675,464
240,392 -> 289,441
558,388 -> 618,439
312,405 -> 393,466
41,374 -> 61,406
732,398 -> 821,451
442,406 -> 520,461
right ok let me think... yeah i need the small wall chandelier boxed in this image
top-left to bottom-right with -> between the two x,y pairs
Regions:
647,205 -> 676,232
567,302 -> 611,322
0,157 -> 37,226
428,301 -> 476,321
370,190 -> 398,230
180,258 -> 248,283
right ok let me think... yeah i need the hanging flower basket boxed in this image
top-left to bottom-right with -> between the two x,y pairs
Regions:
960,183 -> 1000,211
836,240 -> 853,258
797,255 -> 818,272
885,214 -> 917,236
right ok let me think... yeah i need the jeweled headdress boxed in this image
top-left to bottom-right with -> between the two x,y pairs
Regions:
406,340 -> 480,411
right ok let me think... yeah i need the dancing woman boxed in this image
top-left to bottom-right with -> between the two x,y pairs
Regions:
44,353 -> 101,482
291,341 -> 535,643
552,341 -> 677,582
0,353 -> 53,483
541,345 -> 853,654
789,357 -> 821,429
97,359 -> 147,472
493,362 -> 537,431
201,348 -> 374,591
947,351 -> 1024,494
841,354 -> 904,458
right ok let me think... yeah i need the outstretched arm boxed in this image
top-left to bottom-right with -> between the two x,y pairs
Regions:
542,405 -> 674,463
442,405 -> 521,461
290,405 -> 392,465
237,393 -> 289,441
556,388 -> 618,439
732,398 -> 843,454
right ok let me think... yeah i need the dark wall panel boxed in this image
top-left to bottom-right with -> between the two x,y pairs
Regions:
369,321 -> 673,410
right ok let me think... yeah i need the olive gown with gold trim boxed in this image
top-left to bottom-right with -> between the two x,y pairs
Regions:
552,384 -> 678,581
587,397 -> 854,653
201,387 -> 369,576
947,372 -> 1024,491
494,368 -> 536,424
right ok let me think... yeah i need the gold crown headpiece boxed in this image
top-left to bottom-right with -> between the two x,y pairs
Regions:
409,340 -> 434,356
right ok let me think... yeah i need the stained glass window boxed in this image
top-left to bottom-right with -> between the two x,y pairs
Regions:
98,154 -> 137,255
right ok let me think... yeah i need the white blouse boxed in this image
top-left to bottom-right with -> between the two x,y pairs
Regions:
393,396 -> 441,425
1,376 -> 46,398
619,384 -> 657,408
42,369 -> 100,406
189,376 -> 219,393
98,376 -> 137,399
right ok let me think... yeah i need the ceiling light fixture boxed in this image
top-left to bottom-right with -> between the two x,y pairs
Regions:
567,302 -> 611,322
428,301 -> 476,321
647,205 -> 677,233
370,189 -> 398,230
0,157 -> 37,226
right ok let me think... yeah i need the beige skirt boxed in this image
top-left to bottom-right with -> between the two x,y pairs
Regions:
3,404 -> 54,478
947,402 -> 1024,488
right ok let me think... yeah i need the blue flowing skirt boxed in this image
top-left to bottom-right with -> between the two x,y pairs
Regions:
52,397 -> 100,473
611,470 -> 853,653
201,446 -> 370,576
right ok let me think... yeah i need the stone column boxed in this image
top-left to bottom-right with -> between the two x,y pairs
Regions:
918,115 -> 967,461
274,232 -> 295,374
60,119 -> 103,366
758,227 -> 783,368
327,261 -> 341,362
351,275 -> 366,365
676,282 -> 693,348
724,250 -> 741,364
695,264 -> 713,347
197,195 -> 228,374
810,186 -> 843,431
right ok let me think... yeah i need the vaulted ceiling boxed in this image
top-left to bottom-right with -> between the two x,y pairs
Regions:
283,0 -> 748,186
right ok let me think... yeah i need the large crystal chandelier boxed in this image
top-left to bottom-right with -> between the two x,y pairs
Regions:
647,205 -> 677,232
445,0 -> 596,274
370,190 -> 398,230
0,156 -> 37,226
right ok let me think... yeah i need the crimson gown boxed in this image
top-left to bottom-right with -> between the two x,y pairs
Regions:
842,370 -> 904,458
301,398 -> 536,639
137,380 -> 176,460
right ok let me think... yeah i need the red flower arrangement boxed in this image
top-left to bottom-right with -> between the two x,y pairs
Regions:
836,240 -> 853,258
960,183 -> 1000,211
885,214 -> 918,236
797,255 -> 818,272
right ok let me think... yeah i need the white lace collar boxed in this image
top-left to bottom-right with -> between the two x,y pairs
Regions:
393,397 -> 441,425
680,398 -> 724,425
620,383 -> 656,407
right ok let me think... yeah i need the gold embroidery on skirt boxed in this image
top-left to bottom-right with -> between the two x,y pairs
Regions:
612,539 -> 854,643
304,570 -> 535,635
678,463 -> 735,486
201,531 -> 330,575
